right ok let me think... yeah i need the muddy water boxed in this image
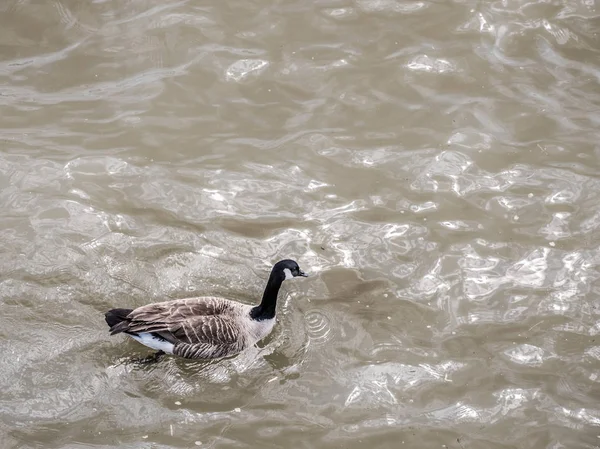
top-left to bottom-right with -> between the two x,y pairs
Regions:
1,1 -> 600,448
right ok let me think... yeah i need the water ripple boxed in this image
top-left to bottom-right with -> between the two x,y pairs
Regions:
1,0 -> 600,448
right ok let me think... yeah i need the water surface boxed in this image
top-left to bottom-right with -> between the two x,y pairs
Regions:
1,1 -> 600,448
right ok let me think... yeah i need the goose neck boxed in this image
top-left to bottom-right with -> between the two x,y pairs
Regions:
250,270 -> 283,321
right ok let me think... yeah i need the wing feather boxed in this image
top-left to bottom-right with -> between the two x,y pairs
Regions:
113,297 -> 245,348
174,340 -> 245,359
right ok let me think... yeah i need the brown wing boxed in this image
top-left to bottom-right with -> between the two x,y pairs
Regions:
173,339 -> 245,359
132,297 -> 233,321
168,315 -> 242,346
111,297 -> 243,347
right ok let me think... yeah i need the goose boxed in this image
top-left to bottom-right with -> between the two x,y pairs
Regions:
104,259 -> 308,361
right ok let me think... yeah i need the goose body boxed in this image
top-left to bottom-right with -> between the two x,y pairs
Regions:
105,259 -> 307,360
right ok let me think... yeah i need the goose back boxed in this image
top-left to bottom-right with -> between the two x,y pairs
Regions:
108,296 -> 276,359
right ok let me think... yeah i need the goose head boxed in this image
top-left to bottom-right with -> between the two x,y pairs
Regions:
272,259 -> 308,281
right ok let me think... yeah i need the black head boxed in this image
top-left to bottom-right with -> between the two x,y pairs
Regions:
272,259 -> 308,280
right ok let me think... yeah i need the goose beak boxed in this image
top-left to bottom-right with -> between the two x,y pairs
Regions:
298,270 -> 308,277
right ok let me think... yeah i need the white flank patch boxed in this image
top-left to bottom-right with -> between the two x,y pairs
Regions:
130,333 -> 174,354
283,268 -> 293,280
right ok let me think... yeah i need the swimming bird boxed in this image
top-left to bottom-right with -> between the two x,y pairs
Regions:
104,259 -> 308,361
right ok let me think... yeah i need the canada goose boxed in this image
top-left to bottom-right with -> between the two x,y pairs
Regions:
104,259 -> 308,361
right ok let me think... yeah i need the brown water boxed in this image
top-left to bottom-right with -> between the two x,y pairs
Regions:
1,0 -> 600,448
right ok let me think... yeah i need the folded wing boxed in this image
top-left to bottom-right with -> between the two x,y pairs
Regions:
109,297 -> 242,345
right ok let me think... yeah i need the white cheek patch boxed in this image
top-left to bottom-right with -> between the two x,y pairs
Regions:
283,268 -> 294,280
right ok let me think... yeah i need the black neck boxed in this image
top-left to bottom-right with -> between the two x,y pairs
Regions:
250,270 -> 284,321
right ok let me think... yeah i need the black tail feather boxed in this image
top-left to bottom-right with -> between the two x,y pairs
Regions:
105,308 -> 133,334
